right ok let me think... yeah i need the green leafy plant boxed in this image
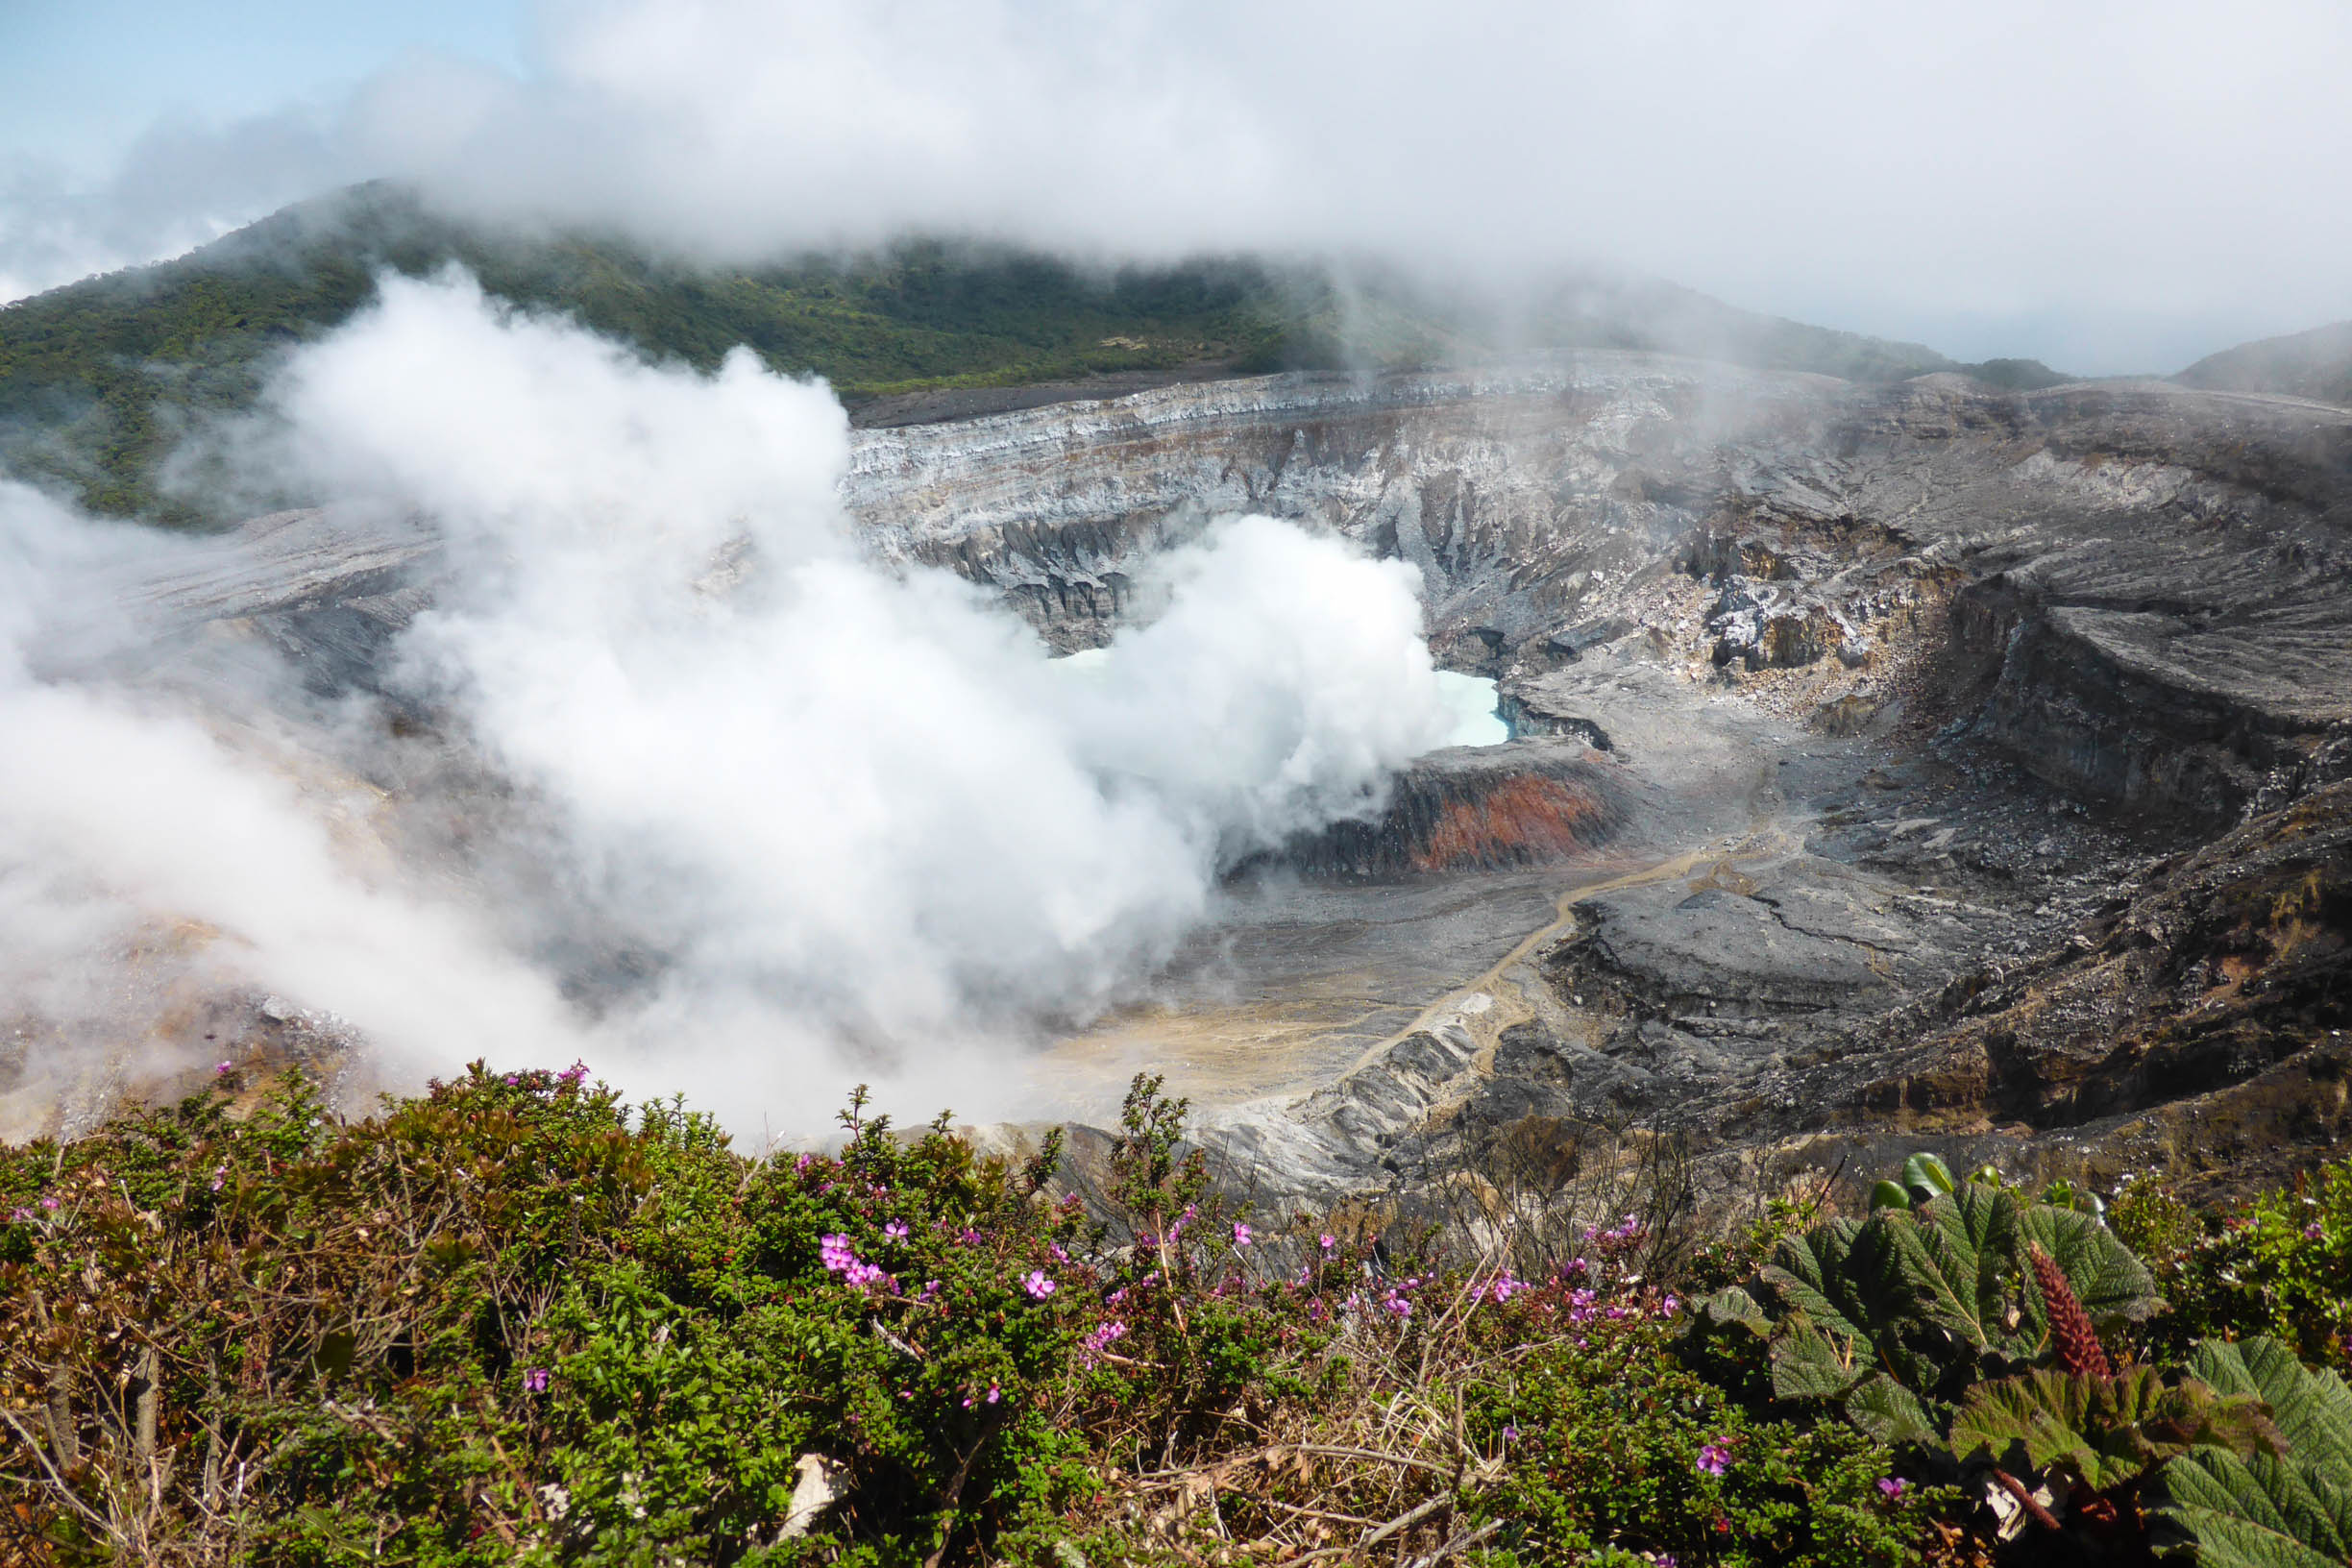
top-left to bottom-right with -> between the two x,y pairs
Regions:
2143,1336 -> 2352,1567
1696,1160 -> 2163,1449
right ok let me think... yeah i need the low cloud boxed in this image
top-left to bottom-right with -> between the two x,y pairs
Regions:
10,0 -> 2352,370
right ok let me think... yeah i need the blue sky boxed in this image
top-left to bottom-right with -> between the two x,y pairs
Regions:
0,0 -> 528,175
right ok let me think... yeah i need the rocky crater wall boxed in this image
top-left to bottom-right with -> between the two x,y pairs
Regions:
843,362 -> 2352,824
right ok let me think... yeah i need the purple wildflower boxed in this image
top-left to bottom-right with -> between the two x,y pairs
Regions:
884,1220 -> 909,1241
1878,1477 -> 1906,1499
1022,1270 -> 1057,1300
39,1196 -> 59,1213
1697,1443 -> 1732,1477
1319,1234 -> 1335,1251
523,1367 -> 551,1393
1232,1222 -> 1253,1247
214,1060 -> 233,1075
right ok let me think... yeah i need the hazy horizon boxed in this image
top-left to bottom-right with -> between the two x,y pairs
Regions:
5,0 -> 2349,378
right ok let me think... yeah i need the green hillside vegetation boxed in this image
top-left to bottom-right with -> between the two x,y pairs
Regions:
5,1064 -> 2350,1566
2176,321 -> 2352,407
0,182 -> 2070,528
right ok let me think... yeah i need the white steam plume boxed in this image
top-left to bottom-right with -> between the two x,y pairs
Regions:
2,270 -> 1457,1131
0,483 -> 588,1137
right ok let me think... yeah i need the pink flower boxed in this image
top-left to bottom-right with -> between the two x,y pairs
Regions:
884,1220 -> 909,1241
986,1384 -> 1000,1404
1082,1320 -> 1129,1359
2306,1222 -> 2325,1241
214,1061 -> 233,1075
821,1234 -> 895,1293
1877,1477 -> 1906,1499
523,1366 -> 551,1393
558,1061 -> 589,1086
1319,1234 -> 1335,1251
39,1196 -> 59,1212
1022,1270 -> 1057,1300
1232,1222 -> 1253,1247
1697,1443 -> 1731,1477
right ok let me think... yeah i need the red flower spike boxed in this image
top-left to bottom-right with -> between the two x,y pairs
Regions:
2027,1242 -> 2113,1379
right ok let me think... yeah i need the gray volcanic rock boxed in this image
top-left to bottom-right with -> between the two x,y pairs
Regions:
32,353 -> 2352,1216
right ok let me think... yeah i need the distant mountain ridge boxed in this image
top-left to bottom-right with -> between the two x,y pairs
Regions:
2175,320 -> 2352,407
0,181 -> 2067,526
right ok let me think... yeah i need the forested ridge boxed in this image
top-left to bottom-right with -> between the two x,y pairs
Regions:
0,182 -> 2063,527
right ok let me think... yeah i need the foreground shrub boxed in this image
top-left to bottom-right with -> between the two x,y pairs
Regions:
2118,1163 -> 2352,1374
7,1068 -> 2352,1568
1473,1315 -> 1936,1567
1,1067 -> 1121,1563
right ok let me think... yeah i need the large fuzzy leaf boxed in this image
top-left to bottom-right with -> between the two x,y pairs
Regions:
1952,1369 -> 2272,1494
1698,1285 -> 1770,1336
2189,1338 -> 2352,1475
1846,1374 -> 1941,1448
2150,1447 -> 2352,1568
2016,1201 -> 2164,1334
1770,1321 -> 1868,1402
1760,1217 -> 1873,1345
1904,1184 -> 2024,1359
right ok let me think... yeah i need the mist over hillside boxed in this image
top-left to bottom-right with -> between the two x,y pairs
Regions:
0,182 -> 2068,526
2176,319 -> 2352,407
